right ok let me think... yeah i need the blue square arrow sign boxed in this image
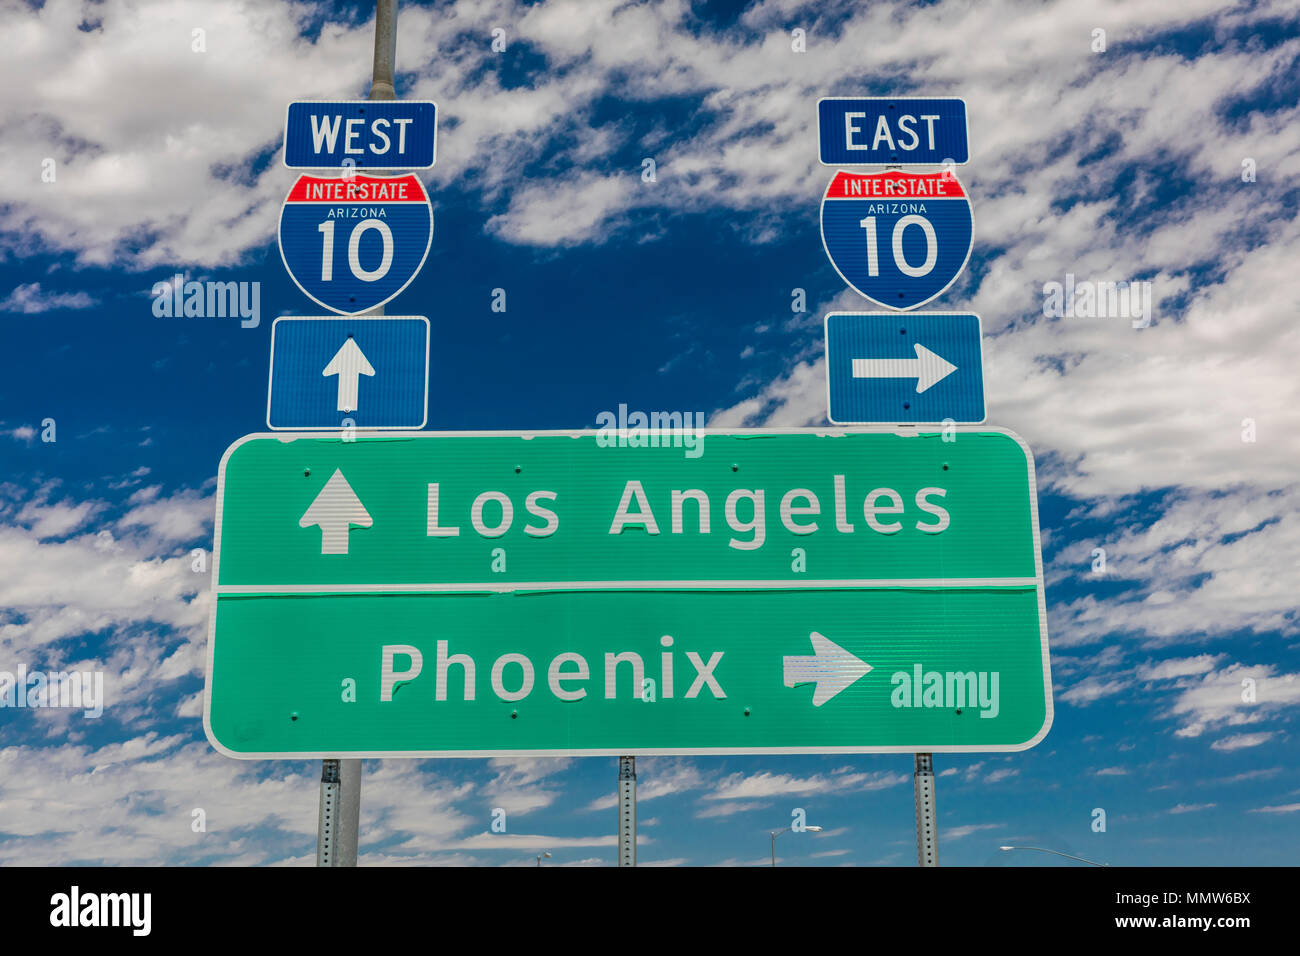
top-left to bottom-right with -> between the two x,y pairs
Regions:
267,316 -> 429,430
825,312 -> 984,424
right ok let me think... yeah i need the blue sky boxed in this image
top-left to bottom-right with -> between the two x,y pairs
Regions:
1,0 -> 1298,866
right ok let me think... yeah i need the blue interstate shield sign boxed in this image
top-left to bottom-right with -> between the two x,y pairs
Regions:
267,316 -> 429,430
824,312 -> 984,424
821,170 -> 973,311
279,174 -> 433,315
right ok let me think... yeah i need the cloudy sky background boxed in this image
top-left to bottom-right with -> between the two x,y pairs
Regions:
1,0 -> 1297,865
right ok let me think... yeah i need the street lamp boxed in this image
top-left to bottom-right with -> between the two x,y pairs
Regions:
536,851 -> 551,866
770,825 -> 823,866
999,845 -> 1107,866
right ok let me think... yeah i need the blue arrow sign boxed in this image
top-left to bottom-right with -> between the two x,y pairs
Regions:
284,100 -> 437,169
825,313 -> 984,424
818,97 -> 968,166
279,173 -> 433,315
267,316 -> 429,430
821,170 -> 973,310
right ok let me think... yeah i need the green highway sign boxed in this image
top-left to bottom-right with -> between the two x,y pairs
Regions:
204,428 -> 1052,758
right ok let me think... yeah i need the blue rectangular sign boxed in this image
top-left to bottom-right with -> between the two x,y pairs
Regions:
267,316 -> 429,430
818,97 -> 968,166
825,313 -> 984,424
283,100 -> 437,169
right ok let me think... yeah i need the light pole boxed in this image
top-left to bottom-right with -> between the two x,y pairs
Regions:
536,851 -> 551,867
999,845 -> 1107,866
770,825 -> 822,866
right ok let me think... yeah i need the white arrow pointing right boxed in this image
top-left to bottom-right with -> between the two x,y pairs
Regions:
783,632 -> 872,707
852,342 -> 957,393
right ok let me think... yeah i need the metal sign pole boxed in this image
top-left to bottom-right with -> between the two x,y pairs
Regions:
316,759 -> 362,866
914,753 -> 937,866
618,756 -> 636,866
314,1 -> 397,867
370,0 -> 397,101
316,759 -> 340,865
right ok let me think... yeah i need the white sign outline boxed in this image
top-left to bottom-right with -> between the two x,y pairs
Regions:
816,95 -> 969,167
277,173 -> 433,316
824,312 -> 986,425
819,169 -> 974,312
281,99 -> 438,170
203,426 -> 1051,760
265,315 -> 429,431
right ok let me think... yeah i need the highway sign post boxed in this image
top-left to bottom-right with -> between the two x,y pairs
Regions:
204,428 -> 1051,759
825,312 -> 985,424
818,97 -> 969,166
821,170 -> 973,310
278,173 -> 433,315
267,316 -> 429,430
284,100 -> 437,170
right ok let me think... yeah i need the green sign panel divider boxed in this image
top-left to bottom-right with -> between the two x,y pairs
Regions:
203,428 -> 1052,758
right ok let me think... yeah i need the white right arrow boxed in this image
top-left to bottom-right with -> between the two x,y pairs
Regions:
322,336 -> 375,413
852,343 -> 957,393
299,468 -> 372,555
783,632 -> 872,707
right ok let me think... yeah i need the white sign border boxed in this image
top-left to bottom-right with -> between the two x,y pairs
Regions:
203,426 -> 1052,760
816,95 -> 970,167
265,315 -> 430,431
277,172 -> 433,316
281,99 -> 438,171
823,311 -> 987,425
819,168 -> 975,312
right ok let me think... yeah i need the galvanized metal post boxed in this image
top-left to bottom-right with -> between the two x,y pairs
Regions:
317,758 -> 362,866
370,0 -> 398,101
914,753 -> 937,867
317,759 -> 341,865
315,1 -> 398,867
336,758 -> 361,864
618,756 -> 636,866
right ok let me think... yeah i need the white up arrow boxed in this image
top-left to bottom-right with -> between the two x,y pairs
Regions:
322,336 -> 375,413
852,343 -> 957,393
299,468 -> 372,555
783,632 -> 872,707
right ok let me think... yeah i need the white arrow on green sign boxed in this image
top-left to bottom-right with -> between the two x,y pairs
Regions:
203,428 -> 1052,758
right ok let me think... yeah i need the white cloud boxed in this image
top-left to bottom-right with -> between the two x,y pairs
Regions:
1137,656 -> 1222,681
1249,803 -> 1300,814
115,487 -> 212,546
1048,489 -> 1300,647
480,756 -> 572,816
1210,731 -> 1276,752
695,801 -> 765,819
1167,664 -> 1300,738
945,822 -> 1004,840
583,758 -> 709,811
0,282 -> 96,313
487,173 -> 634,246
1058,677 -> 1130,705
704,769 -> 907,802
449,831 -> 644,851
15,499 -> 101,539
0,493 -> 209,656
